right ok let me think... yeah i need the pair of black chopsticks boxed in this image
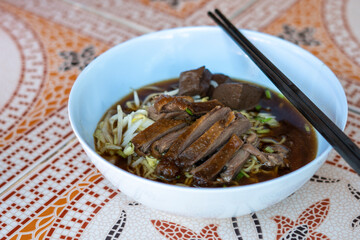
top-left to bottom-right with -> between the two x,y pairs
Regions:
208,9 -> 360,174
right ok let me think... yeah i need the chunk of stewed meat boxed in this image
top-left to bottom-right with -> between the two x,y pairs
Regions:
212,82 -> 263,110
211,73 -> 232,85
178,66 -> 212,97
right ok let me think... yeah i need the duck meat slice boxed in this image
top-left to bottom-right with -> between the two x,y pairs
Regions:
147,106 -> 191,121
191,134 -> 243,187
177,112 -> 251,168
163,106 -> 231,162
154,95 -> 193,113
220,132 -> 259,182
132,118 -> 187,155
212,82 -> 263,110
189,99 -> 224,115
148,96 -> 222,121
178,66 -> 212,97
156,107 -> 231,179
220,147 -> 251,182
150,126 -> 189,158
156,95 -> 222,113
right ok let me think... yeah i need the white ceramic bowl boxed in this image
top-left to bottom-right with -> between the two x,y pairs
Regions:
68,26 -> 347,218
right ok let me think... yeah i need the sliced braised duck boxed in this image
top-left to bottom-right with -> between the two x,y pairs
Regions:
150,126 -> 189,158
148,106 -> 190,121
220,134 -> 290,182
155,107 -> 231,179
132,118 -> 187,155
176,112 -> 251,168
163,106 -> 231,162
220,133 -> 259,182
191,134 -> 243,187
147,95 -> 223,121
178,66 -> 212,97
212,82 -> 263,110
154,95 -> 193,113
189,100 -> 224,115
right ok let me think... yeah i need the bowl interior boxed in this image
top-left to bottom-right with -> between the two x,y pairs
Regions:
69,26 -> 347,162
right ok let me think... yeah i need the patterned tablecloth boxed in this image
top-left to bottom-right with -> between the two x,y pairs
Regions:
0,0 -> 360,239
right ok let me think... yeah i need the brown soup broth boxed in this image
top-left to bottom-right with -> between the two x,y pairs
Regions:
99,78 -> 317,187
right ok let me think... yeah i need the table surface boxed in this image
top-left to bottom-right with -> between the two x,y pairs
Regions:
1,0 -> 360,239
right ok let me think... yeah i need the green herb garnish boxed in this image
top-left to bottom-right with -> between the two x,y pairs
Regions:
185,108 -> 193,116
255,105 -> 262,111
235,170 -> 250,180
265,89 -> 272,99
264,146 -> 274,153
235,171 -> 244,180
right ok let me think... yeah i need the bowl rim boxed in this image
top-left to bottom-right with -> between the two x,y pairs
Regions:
68,26 -> 348,193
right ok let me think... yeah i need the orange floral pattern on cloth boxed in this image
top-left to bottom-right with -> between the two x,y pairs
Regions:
272,198 -> 331,240
0,2 -> 110,147
261,0 -> 360,82
6,171 -> 103,240
139,0 -> 208,18
151,220 -> 222,240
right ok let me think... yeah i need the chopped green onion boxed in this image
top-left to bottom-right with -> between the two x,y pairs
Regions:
264,146 -> 274,153
277,93 -> 285,99
185,107 -> 193,116
241,170 -> 250,178
305,124 -> 311,133
265,89 -> 272,99
255,105 -> 262,111
235,171 -> 244,180
255,116 -> 273,123
235,170 -> 250,180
